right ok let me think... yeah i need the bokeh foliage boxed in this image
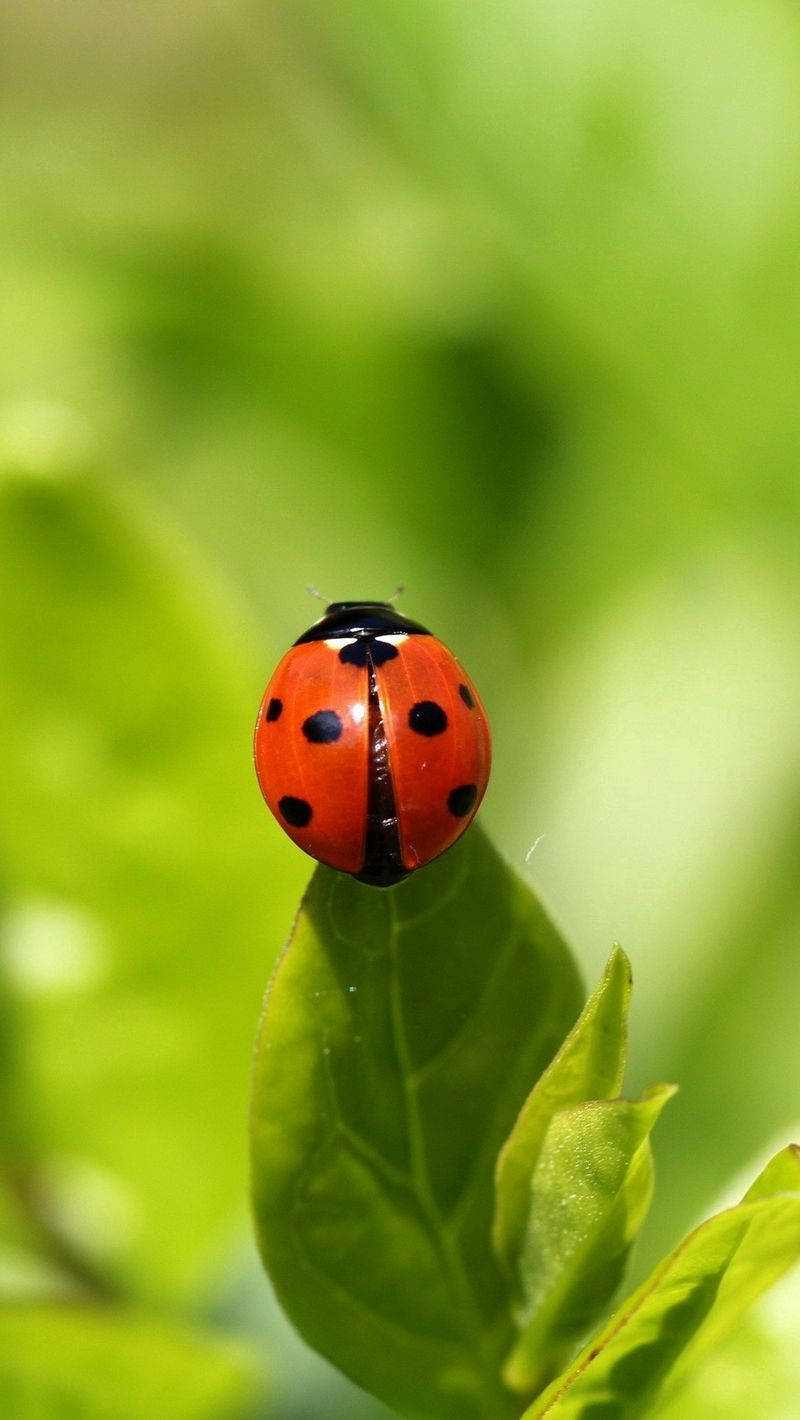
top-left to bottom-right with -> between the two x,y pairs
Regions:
2,0 -> 800,1415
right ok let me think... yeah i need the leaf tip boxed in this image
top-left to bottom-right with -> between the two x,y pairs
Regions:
604,944 -> 633,995
644,1081 -> 679,1102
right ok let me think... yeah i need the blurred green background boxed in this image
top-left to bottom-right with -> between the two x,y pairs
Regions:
2,0 -> 800,1415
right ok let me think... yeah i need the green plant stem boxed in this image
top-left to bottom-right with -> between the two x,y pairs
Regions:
6,1163 -> 123,1304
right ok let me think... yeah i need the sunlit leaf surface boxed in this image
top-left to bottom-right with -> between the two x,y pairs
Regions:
494,948 -> 631,1280
524,1149 -> 800,1419
505,1084 -> 674,1395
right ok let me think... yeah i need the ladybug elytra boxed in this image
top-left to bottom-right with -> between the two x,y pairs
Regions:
254,601 -> 491,886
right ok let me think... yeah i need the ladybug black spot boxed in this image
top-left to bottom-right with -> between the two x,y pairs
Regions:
371,639 -> 401,666
339,639 -> 399,668
409,701 -> 448,736
448,784 -> 477,818
302,709 -> 343,744
265,697 -> 283,722
458,683 -> 475,709
338,640 -> 367,667
278,795 -> 313,828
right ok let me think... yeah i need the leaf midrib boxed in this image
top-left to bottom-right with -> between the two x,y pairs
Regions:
386,891 -> 507,1384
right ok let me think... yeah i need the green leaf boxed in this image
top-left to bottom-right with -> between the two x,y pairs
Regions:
250,827 -> 583,1420
0,470 -> 305,1301
522,1147 -> 800,1419
494,948 -> 632,1283
0,1304 -> 257,1419
504,1084 -> 675,1395
650,1265 -> 800,1420
741,1144 -> 800,1201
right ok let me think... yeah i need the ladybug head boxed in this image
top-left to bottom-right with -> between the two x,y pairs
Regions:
294,601 -> 430,644
325,601 -> 393,613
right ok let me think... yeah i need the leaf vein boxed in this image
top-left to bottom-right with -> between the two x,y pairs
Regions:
529,1200 -> 783,1417
387,892 -> 499,1365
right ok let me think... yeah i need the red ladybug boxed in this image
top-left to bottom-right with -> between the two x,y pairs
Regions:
254,601 -> 491,886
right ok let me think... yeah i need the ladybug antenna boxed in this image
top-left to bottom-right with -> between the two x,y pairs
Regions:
306,584 -> 330,604
386,583 -> 405,606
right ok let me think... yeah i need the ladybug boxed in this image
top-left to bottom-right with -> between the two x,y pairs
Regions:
254,601 -> 491,886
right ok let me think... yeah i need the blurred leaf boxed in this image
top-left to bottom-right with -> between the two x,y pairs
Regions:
0,1304 -> 256,1419
504,1084 -> 674,1396
494,947 -> 631,1280
251,826 -> 583,1420
742,1144 -> 800,1201
651,1263 -> 800,1420
0,468 -> 304,1301
523,1148 -> 800,1419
